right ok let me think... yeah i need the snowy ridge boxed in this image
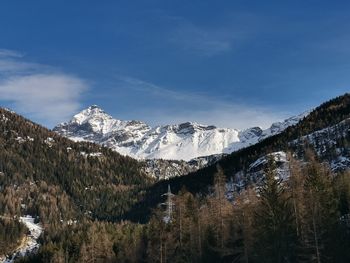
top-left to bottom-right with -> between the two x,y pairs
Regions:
228,116 -> 350,197
290,117 -> 350,171
54,105 -> 309,161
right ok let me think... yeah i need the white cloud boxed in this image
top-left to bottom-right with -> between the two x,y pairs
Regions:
116,76 -> 289,130
0,49 -> 24,58
0,59 -> 45,74
0,49 -> 88,127
0,74 -> 87,124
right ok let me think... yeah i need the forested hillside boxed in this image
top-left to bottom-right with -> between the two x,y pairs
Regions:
111,155 -> 350,262
126,93 -> 350,222
0,107 -> 155,257
18,153 -> 350,262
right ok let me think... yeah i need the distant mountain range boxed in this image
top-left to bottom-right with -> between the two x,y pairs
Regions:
53,105 -> 309,161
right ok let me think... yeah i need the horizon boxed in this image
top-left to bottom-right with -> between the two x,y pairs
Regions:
0,1 -> 349,129
53,102 -> 312,131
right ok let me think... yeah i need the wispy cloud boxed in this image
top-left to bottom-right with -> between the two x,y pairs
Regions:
0,49 -> 88,127
115,76 -> 289,129
0,49 -> 24,58
170,23 -> 232,56
165,15 -> 254,57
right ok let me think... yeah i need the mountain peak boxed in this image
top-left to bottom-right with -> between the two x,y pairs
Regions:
88,104 -> 102,110
81,104 -> 106,115
54,104 -> 309,161
73,105 -> 112,123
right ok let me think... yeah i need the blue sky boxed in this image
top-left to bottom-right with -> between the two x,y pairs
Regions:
0,1 -> 349,129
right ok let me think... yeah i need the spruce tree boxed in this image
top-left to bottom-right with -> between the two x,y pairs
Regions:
254,156 -> 297,263
303,152 -> 338,262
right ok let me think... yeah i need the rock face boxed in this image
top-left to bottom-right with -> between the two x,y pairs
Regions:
142,154 -> 225,180
230,116 -> 350,195
54,105 -> 309,161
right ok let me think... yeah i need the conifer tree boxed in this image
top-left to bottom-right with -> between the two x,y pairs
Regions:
213,165 -> 227,250
254,156 -> 296,263
234,186 -> 257,263
302,151 -> 338,262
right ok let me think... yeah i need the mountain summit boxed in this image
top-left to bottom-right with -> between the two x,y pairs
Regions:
54,106 -> 309,161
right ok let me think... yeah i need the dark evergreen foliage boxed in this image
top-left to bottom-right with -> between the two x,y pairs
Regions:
0,217 -> 26,255
0,107 -> 152,223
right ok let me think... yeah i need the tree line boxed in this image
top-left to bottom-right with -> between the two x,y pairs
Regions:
18,152 -> 350,262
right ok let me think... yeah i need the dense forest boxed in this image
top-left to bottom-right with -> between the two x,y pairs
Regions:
0,107 -> 153,258
16,153 -> 350,262
0,108 -> 153,223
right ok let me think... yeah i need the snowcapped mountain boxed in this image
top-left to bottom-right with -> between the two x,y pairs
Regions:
53,105 -> 309,161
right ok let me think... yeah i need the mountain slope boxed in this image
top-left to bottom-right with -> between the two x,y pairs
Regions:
54,105 -> 308,161
125,93 -> 350,222
0,108 -> 151,223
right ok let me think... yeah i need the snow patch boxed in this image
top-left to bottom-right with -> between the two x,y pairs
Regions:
44,137 -> 55,147
1,215 -> 42,263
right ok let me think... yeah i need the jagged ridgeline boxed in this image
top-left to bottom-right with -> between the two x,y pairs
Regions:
126,93 -> 350,222
0,108 -> 152,223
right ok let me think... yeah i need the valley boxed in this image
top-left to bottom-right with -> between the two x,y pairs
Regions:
1,94 -> 350,262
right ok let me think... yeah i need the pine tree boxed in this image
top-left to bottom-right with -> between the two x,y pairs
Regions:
254,156 -> 297,263
287,153 -> 311,262
302,152 -> 338,262
234,186 -> 257,263
213,165 -> 227,250
201,225 -> 221,263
